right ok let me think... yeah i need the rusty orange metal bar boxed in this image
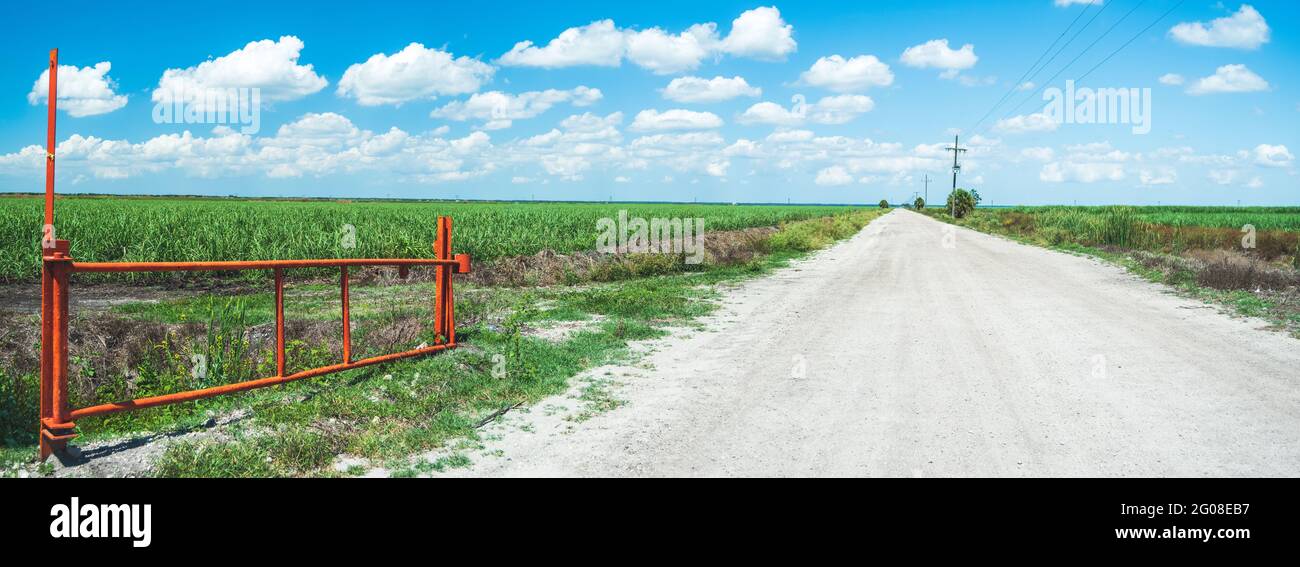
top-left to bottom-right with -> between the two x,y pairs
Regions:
44,48 -> 57,228
71,257 -> 457,273
35,49 -> 472,462
38,49 -> 63,461
69,343 -> 454,420
274,268 -> 286,377
341,266 -> 352,364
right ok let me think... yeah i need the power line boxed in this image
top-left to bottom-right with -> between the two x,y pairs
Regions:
968,2 -> 1097,133
980,0 -> 1149,138
1020,0 -> 1114,90
1075,0 -> 1189,84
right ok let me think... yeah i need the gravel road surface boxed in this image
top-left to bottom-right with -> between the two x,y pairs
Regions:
447,209 -> 1300,477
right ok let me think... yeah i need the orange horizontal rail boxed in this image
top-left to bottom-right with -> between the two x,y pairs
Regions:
72,257 -> 459,273
68,343 -> 453,420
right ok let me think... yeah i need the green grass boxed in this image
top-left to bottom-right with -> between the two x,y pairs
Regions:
3,209 -> 886,477
0,195 -> 861,283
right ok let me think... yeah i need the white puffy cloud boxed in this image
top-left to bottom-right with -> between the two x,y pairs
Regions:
629,132 -> 726,150
662,76 -> 761,103
630,109 -> 724,132
625,25 -> 719,74
27,62 -> 129,117
560,111 -> 623,134
1139,168 -> 1178,186
1169,5 -> 1270,49
498,7 -> 795,71
539,156 -> 590,178
815,165 -> 854,186
450,131 -> 492,154
1208,169 -> 1237,185
1030,142 -> 1133,183
262,112 -> 365,149
738,95 -> 875,127
1186,64 -> 1269,95
499,20 -> 627,68
718,6 -> 797,59
993,112 -> 1059,133
1040,161 -> 1125,183
1020,147 -> 1056,162
152,36 -> 327,106
799,55 -> 894,93
1158,73 -> 1185,86
807,95 -> 876,124
1054,0 -> 1102,6
846,156 -> 942,175
360,128 -> 410,156
900,39 -> 979,77
1064,142 -> 1131,162
766,130 -> 815,143
624,131 -> 728,177
430,86 -> 602,130
337,43 -> 494,106
0,145 -> 47,170
1253,144 -> 1293,168
737,102 -> 804,127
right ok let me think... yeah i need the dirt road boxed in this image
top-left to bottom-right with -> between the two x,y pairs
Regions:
447,210 -> 1300,477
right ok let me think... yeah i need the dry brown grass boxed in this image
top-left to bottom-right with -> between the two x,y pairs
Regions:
1144,225 -> 1299,260
1186,249 -> 1300,291
1129,249 -> 1300,292
465,226 -> 777,287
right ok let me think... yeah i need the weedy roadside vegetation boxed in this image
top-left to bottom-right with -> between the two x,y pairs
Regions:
924,205 -> 1300,336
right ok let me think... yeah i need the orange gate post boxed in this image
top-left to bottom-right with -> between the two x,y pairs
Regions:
36,49 -> 472,461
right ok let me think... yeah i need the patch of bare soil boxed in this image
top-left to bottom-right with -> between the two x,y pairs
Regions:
48,410 -> 251,478
522,315 -> 609,343
1,283 -> 183,316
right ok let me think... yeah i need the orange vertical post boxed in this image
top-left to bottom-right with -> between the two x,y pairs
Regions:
51,254 -> 70,424
39,241 -> 75,460
443,217 -> 455,345
341,266 -> 352,364
44,48 -> 57,228
433,217 -> 448,342
38,260 -> 53,459
38,49 -> 66,461
274,268 -> 285,376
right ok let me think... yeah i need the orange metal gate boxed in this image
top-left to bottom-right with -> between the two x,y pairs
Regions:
36,49 -> 470,460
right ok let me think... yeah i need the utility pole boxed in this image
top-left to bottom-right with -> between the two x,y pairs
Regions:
945,135 -> 967,216
922,174 -> 931,205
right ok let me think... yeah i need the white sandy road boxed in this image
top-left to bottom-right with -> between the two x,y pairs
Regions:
442,210 -> 1300,477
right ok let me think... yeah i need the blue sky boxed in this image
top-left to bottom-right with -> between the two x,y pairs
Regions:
0,0 -> 1296,205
